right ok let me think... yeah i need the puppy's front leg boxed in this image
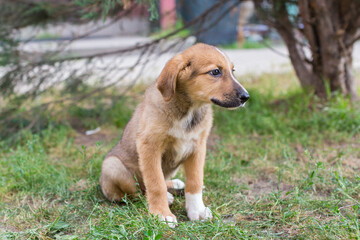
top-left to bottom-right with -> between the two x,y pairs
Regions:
137,138 -> 177,227
183,140 -> 212,221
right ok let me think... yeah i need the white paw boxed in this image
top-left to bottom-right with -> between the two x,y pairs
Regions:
167,192 -> 174,205
161,215 -> 178,228
185,192 -> 213,221
171,179 -> 185,190
187,207 -> 213,221
201,207 -> 212,219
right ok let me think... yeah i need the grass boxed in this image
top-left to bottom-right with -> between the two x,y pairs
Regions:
1,72 -> 360,239
150,20 -> 191,40
35,32 -> 61,40
219,39 -> 274,50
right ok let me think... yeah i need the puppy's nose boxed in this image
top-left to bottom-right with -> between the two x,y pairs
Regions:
237,91 -> 250,103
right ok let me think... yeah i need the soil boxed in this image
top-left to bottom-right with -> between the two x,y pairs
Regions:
235,176 -> 293,201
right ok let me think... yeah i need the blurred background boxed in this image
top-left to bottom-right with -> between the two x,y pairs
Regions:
1,1 -> 360,239
1,0 -> 359,137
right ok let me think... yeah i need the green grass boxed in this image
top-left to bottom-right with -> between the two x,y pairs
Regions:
1,72 -> 360,239
219,39 -> 273,49
35,32 -> 61,40
150,20 -> 191,40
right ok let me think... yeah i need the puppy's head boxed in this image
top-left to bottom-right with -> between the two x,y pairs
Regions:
156,43 -> 249,109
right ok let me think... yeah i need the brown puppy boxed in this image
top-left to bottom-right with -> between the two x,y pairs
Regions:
100,43 -> 249,227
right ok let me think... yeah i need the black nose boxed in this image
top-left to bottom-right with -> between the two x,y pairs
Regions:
237,91 -> 250,103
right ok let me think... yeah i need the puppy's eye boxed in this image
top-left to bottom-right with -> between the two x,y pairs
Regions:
232,68 -> 235,72
209,69 -> 221,76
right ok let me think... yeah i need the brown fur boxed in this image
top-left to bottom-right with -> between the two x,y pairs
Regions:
99,43 -> 249,222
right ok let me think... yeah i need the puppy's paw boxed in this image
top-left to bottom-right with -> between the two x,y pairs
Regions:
185,192 -> 213,221
161,215 -> 178,228
201,207 -> 212,219
171,179 -> 185,190
150,207 -> 178,228
187,206 -> 213,221
167,192 -> 174,205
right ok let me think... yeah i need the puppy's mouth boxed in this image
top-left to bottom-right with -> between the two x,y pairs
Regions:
210,98 -> 246,109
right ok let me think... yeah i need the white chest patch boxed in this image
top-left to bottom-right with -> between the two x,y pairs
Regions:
168,109 -> 203,163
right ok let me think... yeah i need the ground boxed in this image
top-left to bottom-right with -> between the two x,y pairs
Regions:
1,71 -> 360,239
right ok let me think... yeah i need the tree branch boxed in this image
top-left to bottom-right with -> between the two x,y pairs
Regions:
1,0 -> 243,139
256,0 -> 313,87
298,0 -> 319,65
346,30 -> 360,48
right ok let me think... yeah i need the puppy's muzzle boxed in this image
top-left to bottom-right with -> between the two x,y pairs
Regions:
210,89 -> 249,109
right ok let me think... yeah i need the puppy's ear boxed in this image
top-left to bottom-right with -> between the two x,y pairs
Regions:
156,54 -> 185,101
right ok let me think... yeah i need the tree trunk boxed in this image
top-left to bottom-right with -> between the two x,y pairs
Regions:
254,0 -> 360,101
274,21 -> 326,97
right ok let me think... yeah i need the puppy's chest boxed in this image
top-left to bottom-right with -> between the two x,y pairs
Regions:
165,110 -> 205,165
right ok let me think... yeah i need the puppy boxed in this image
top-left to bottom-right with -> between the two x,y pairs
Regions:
100,43 -> 249,226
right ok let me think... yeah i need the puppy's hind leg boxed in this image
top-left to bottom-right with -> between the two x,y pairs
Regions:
165,180 -> 186,205
166,179 -> 185,190
166,179 -> 185,202
166,167 -> 185,191
100,156 -> 137,202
